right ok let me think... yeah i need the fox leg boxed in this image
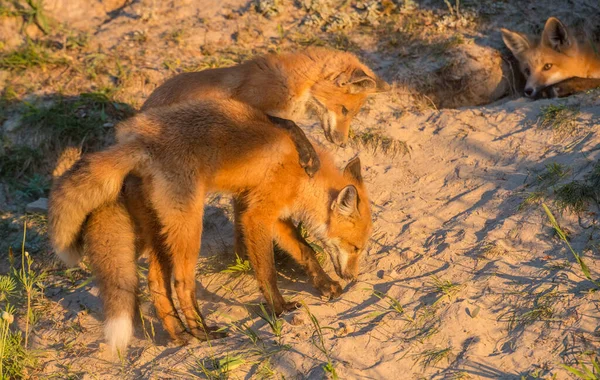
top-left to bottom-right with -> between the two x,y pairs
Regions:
273,219 -> 342,299
85,200 -> 138,354
148,182 -> 225,341
124,176 -> 188,342
232,195 -> 248,259
267,115 -> 320,177
537,77 -> 600,98
239,208 -> 300,315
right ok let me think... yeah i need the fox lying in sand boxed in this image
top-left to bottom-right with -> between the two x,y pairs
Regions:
501,17 -> 600,99
49,99 -> 373,353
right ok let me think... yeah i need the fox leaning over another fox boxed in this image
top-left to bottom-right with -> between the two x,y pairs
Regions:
49,47 -> 389,353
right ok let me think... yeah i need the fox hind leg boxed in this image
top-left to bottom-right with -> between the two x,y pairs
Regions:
149,182 -> 226,341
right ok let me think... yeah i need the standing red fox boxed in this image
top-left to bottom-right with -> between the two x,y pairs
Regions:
501,17 -> 600,98
49,99 -> 373,353
51,47 -> 387,352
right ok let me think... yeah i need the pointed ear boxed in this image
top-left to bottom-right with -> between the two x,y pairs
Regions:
332,185 -> 359,217
335,68 -> 377,94
501,28 -> 530,57
542,17 -> 571,52
375,76 -> 391,93
343,156 -> 363,184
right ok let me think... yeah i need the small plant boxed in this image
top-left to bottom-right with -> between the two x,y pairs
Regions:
0,40 -> 66,70
372,289 -> 404,314
413,346 -> 453,369
258,303 -> 283,339
304,304 -> 338,379
221,253 -> 251,276
196,354 -> 246,379
563,356 -> 600,380
536,162 -> 570,187
14,222 -> 46,348
518,191 -> 546,211
543,203 -> 600,288
537,104 -> 580,139
554,181 -> 597,214
350,129 -> 410,158
298,222 -> 326,265
425,276 -> 462,305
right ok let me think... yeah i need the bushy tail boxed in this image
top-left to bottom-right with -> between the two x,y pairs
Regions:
48,142 -> 145,267
52,146 -> 82,179
85,201 -> 138,354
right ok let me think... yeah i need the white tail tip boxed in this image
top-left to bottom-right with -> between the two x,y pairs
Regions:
105,315 -> 133,355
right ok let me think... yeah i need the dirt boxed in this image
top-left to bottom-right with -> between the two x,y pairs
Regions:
1,0 -> 600,379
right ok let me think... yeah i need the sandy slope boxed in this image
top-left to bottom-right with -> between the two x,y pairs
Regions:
34,91 -> 600,379
2,0 -> 600,379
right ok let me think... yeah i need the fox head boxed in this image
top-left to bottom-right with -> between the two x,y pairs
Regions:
322,157 -> 372,280
311,62 -> 390,146
501,17 -> 586,98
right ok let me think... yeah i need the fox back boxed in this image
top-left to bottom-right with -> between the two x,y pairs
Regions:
141,47 -> 390,145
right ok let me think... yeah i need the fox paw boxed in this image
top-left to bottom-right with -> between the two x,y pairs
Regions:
299,150 -> 321,178
273,301 -> 302,316
190,325 -> 228,341
315,279 -> 343,300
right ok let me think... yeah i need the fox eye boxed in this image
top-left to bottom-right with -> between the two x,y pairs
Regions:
543,63 -> 553,71
341,106 -> 349,117
524,67 -> 531,76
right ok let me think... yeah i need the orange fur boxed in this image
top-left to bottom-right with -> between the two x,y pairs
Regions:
49,99 -> 373,352
502,17 -> 600,98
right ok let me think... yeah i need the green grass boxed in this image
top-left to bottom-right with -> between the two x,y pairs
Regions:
304,304 -> 338,379
537,104 -> 580,138
413,346 -> 453,369
425,276 -> 462,305
536,162 -> 570,187
543,203 -> 600,288
0,40 -> 67,71
20,91 -> 133,154
350,129 -> 410,158
563,356 -> 600,380
298,222 -> 326,265
221,254 -> 251,276
0,222 -> 41,378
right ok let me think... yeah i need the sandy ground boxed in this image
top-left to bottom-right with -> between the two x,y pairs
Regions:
1,0 -> 600,379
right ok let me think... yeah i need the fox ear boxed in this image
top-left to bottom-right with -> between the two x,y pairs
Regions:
542,17 -> 571,52
343,156 -> 363,184
501,28 -> 530,57
336,68 -> 377,94
332,185 -> 359,217
375,77 -> 391,93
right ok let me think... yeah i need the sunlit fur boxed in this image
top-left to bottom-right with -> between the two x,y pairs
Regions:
501,17 -> 600,97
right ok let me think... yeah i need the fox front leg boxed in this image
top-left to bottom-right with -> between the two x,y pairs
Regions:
537,77 -> 600,99
267,115 -> 320,177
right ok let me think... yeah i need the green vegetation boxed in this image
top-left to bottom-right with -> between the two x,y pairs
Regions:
0,40 -> 67,70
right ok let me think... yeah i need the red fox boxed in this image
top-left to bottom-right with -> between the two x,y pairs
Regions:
49,99 -> 373,353
143,47 -> 390,146
501,17 -> 600,98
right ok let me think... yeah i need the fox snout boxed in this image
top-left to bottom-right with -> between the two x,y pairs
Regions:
524,86 -> 536,98
330,130 -> 347,147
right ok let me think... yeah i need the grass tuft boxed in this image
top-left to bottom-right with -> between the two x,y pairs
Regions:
350,129 -> 410,157
413,346 -> 453,369
0,40 -> 67,71
537,104 -> 580,139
